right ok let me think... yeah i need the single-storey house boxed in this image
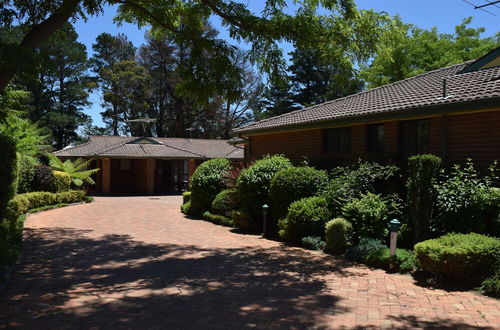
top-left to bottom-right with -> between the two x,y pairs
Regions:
232,47 -> 500,169
55,136 -> 244,195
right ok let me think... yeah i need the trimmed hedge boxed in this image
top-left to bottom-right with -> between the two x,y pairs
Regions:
53,171 -> 71,192
414,233 -> 500,283
0,134 -> 17,221
278,196 -> 331,245
182,191 -> 191,204
5,190 -> 87,220
270,166 -> 328,222
189,158 -> 231,216
212,189 -> 237,218
324,218 -> 352,254
481,274 -> 500,298
181,200 -> 192,215
407,154 -> 442,243
236,155 -> 292,230
203,211 -> 234,227
16,153 -> 37,194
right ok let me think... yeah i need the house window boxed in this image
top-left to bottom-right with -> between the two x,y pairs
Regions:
367,123 -> 384,153
324,127 -> 351,153
400,119 -> 430,156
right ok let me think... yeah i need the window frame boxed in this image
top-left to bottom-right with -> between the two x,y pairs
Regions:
367,123 -> 385,153
323,126 -> 352,153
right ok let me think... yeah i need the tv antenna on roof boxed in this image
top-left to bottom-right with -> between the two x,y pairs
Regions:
125,117 -> 157,136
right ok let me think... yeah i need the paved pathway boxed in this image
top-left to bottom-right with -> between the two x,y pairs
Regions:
1,196 -> 499,329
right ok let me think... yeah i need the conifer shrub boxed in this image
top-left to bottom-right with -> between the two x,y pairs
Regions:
324,218 -> 352,254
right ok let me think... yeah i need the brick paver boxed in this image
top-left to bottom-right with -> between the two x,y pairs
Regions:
1,196 -> 499,329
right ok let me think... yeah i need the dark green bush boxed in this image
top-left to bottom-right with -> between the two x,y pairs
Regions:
189,158 -> 231,216
212,189 -> 237,218
407,154 -> 442,243
32,165 -> 56,192
346,238 -> 415,273
270,166 -> 328,222
322,161 -> 399,214
341,192 -> 394,242
481,274 -> 500,298
414,233 -> 500,283
0,134 -> 17,221
53,170 -> 71,192
236,155 -> 292,230
278,196 -> 331,245
16,153 -> 37,194
203,211 -> 234,227
182,191 -> 191,204
232,210 -> 254,231
434,160 -> 499,236
324,218 -> 352,254
301,236 -> 326,251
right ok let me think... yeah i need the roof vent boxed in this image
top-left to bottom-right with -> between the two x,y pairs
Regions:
435,78 -> 454,100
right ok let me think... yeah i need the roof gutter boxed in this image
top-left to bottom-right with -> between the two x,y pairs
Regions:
233,97 -> 500,137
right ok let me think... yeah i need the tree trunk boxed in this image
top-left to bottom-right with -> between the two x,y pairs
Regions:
0,0 -> 81,92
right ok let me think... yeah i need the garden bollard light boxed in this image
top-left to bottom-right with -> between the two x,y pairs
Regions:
262,204 -> 269,238
389,219 -> 401,270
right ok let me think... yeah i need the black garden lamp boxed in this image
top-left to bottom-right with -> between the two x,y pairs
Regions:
262,204 -> 269,238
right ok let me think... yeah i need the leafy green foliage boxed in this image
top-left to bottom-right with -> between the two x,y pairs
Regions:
278,196 -> 331,245
211,189 -> 237,218
232,210 -> 254,231
48,154 -> 100,187
53,171 -> 71,192
325,218 -> 353,254
361,17 -> 500,88
181,200 -> 192,216
182,191 -> 191,204
270,166 -> 328,223
434,160 -> 499,236
341,193 -> 394,242
0,112 -> 49,157
407,154 -> 442,243
189,158 -> 231,216
301,236 -> 326,251
481,274 -> 500,298
414,233 -> 500,283
322,161 -> 400,214
203,211 -> 234,227
345,238 -> 415,273
236,155 -> 292,229
16,153 -> 37,194
0,134 -> 17,221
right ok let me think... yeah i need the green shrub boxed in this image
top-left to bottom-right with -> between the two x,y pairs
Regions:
203,211 -> 234,227
324,218 -> 352,254
232,210 -> 254,231
0,134 -> 17,221
341,192 -> 393,242
278,196 -> 331,245
32,165 -> 56,192
181,200 -> 192,215
345,238 -> 415,272
481,274 -> 500,298
53,170 -> 71,192
301,236 -> 326,251
16,153 -> 37,194
189,158 -> 231,216
270,166 -> 328,222
182,191 -> 191,204
407,154 -> 442,243
434,160 -> 499,236
212,189 -> 237,218
414,233 -> 500,283
322,161 -> 399,214
5,190 -> 87,221
236,155 -> 292,230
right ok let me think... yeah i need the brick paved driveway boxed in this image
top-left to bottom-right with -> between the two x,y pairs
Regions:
1,196 -> 499,329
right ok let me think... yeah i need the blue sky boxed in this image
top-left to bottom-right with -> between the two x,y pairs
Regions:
74,0 -> 500,127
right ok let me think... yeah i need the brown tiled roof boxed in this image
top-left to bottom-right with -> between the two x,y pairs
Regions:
233,60 -> 500,135
54,136 -> 244,160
